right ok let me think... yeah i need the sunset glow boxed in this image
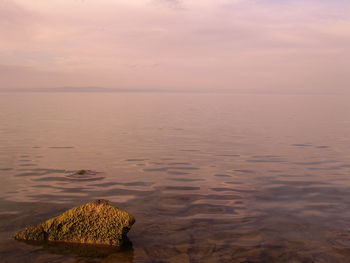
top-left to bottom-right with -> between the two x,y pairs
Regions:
1,0 -> 349,93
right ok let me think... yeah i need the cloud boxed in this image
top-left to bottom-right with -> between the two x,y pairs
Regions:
152,0 -> 184,9
0,0 -> 349,93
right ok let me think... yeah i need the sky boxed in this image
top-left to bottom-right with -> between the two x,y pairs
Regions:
0,0 -> 349,94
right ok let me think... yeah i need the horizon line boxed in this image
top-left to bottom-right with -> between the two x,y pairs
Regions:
0,87 -> 347,96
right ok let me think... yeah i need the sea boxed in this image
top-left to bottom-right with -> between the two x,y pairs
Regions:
1,92 -> 350,263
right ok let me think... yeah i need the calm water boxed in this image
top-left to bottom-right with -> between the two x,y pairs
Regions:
1,92 -> 350,263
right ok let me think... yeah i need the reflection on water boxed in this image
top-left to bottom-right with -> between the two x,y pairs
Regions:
1,93 -> 350,262
14,239 -> 134,261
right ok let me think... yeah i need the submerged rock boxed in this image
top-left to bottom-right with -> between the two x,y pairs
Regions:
68,169 -> 98,178
14,200 -> 135,247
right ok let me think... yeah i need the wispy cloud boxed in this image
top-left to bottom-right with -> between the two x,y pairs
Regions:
0,0 -> 349,93
152,0 -> 184,10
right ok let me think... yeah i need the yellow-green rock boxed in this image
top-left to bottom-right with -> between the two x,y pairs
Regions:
14,200 -> 135,247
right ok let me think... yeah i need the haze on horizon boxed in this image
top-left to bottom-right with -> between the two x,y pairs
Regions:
1,0 -> 349,94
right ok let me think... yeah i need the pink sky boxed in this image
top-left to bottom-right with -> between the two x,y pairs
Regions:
1,0 -> 349,93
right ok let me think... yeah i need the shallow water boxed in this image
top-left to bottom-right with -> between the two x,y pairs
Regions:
1,92 -> 350,262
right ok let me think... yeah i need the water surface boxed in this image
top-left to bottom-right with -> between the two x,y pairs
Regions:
1,93 -> 350,262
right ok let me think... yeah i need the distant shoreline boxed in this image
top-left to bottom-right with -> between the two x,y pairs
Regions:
0,88 -> 345,96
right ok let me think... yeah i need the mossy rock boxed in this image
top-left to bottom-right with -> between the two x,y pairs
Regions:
14,200 -> 135,247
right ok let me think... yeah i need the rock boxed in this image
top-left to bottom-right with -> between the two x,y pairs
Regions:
14,200 -> 135,247
75,170 -> 95,175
